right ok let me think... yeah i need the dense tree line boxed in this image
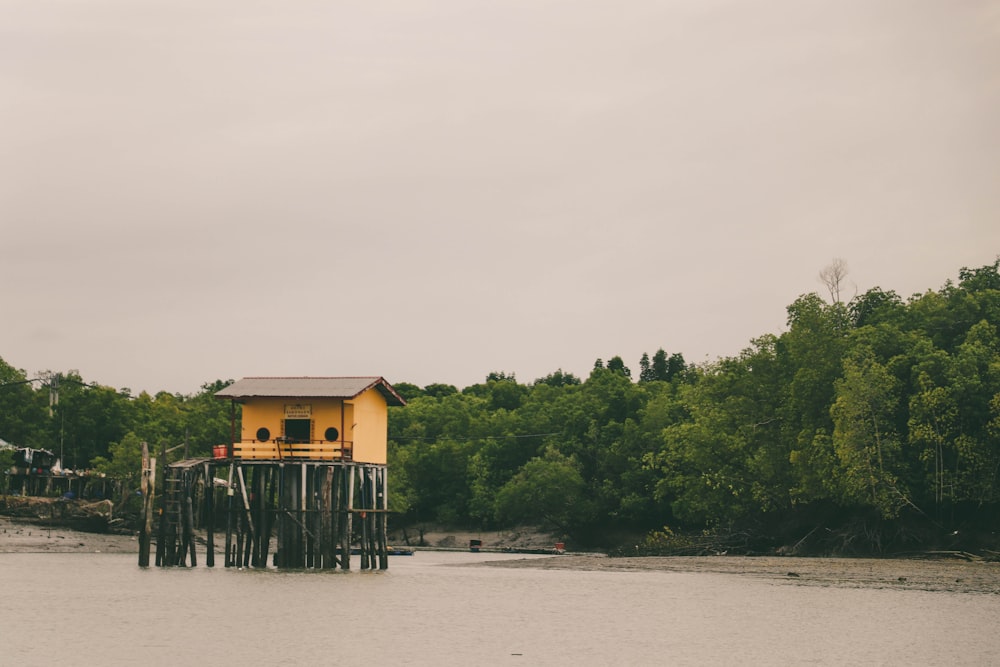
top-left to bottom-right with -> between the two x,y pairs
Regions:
3,260 -> 998,553
387,260 -> 1000,553
0,367 -> 234,488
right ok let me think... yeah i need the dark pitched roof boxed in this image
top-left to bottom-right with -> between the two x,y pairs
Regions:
215,377 -> 406,406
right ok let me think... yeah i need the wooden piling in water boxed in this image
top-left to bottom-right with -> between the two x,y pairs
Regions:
204,461 -> 215,567
377,466 -> 389,570
224,462 -> 235,567
138,442 -> 153,567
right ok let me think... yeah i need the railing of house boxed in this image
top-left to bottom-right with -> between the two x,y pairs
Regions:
217,440 -> 354,461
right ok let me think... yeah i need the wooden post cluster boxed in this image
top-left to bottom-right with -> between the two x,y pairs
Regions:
139,458 -> 388,571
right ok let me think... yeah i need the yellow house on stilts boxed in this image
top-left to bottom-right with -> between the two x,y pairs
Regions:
218,376 -> 405,464
139,376 -> 405,571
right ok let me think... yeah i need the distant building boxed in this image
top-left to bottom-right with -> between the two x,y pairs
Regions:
12,447 -> 57,470
215,376 -> 406,464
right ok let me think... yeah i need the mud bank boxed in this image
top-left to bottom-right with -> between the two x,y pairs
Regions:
0,516 -> 137,554
7,515 -> 997,596
474,553 -> 1000,594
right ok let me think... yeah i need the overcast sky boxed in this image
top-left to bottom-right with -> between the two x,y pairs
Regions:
3,0 -> 999,395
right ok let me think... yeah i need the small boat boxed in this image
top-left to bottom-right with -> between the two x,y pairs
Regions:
349,546 -> 414,556
388,547 -> 414,556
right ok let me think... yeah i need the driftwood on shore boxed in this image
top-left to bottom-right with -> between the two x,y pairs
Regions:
611,530 -> 763,558
610,518 -> 1000,561
0,495 -> 115,532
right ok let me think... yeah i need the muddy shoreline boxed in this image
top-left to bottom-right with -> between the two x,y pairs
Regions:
473,553 -> 1000,594
3,516 -> 998,594
0,515 -> 137,554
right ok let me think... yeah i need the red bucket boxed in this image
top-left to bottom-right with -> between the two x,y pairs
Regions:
212,445 -> 228,460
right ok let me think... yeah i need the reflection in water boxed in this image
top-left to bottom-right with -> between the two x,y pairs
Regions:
2,551 -> 999,666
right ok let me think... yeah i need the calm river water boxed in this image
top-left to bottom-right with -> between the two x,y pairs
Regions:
2,551 -> 998,666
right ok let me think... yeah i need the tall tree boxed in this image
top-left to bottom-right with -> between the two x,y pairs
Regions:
638,353 -> 653,382
606,356 -> 631,378
651,349 -> 669,381
494,448 -> 592,535
831,348 -> 907,517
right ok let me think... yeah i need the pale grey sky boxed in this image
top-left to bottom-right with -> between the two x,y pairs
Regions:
3,0 -> 999,395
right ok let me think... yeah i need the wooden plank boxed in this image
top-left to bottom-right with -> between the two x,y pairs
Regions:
232,442 -> 353,460
234,445 -> 280,459
236,465 -> 256,538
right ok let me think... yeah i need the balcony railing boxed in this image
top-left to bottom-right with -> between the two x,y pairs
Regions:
223,440 -> 354,461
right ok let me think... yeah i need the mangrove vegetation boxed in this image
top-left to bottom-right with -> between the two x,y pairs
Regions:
2,259 -> 999,555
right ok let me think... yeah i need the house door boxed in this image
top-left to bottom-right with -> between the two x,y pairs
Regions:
284,419 -> 312,443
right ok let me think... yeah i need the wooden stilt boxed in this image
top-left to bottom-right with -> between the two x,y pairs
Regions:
275,463 -> 285,567
344,465 -> 355,570
378,466 -> 389,570
283,464 -> 299,567
186,484 -> 197,567
224,462 -> 235,567
367,468 -> 378,569
251,466 -> 263,567
321,467 -> 334,568
300,462 -> 308,568
235,502 -> 245,568
138,442 -> 153,567
364,467 -> 376,569
155,443 -> 168,566
205,461 -> 215,567
176,472 -> 188,566
261,466 -> 275,567
363,467 -> 372,570
335,465 -> 347,569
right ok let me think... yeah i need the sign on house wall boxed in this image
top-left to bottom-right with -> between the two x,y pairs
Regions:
283,404 -> 312,419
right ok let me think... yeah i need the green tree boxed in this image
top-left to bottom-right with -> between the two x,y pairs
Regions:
494,448 -> 591,534
667,353 -> 687,381
533,369 -> 581,387
651,349 -> 669,381
849,287 -> 904,328
781,294 -> 851,501
830,348 -> 907,517
0,358 -> 46,446
392,382 -> 424,401
958,257 -> 1000,292
638,353 -> 653,382
650,338 -> 789,526
424,383 -> 458,398
606,356 -> 631,378
92,432 -> 145,490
